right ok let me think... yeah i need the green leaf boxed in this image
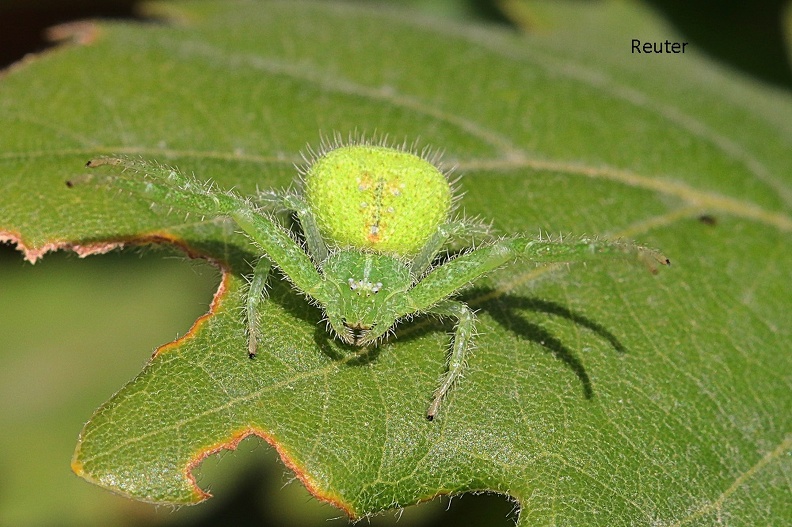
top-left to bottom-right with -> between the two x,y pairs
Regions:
2,1 -> 790,525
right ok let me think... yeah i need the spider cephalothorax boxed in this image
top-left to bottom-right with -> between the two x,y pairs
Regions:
319,250 -> 412,346
81,137 -> 669,420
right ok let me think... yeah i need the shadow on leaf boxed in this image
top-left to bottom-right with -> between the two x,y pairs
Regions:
305,283 -> 627,403
466,289 -> 629,400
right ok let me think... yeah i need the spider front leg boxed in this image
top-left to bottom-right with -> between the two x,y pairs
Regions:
82,157 -> 329,356
83,157 -> 325,297
410,234 -> 670,312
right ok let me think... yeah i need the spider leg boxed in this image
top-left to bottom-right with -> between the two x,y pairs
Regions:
84,157 -> 327,300
409,235 -> 669,309
410,219 -> 490,278
518,235 -> 670,273
425,300 -> 475,420
246,256 -> 272,358
256,191 -> 328,264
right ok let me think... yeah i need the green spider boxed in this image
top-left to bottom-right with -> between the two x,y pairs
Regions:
81,139 -> 669,420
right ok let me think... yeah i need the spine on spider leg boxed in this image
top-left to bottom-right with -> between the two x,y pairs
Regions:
83,157 -> 244,217
515,235 -> 670,273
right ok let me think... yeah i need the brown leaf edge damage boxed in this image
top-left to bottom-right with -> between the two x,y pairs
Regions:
183,427 -> 354,517
1,230 -> 128,263
0,229 -> 221,264
166,269 -> 353,515
5,231 -> 358,515
149,261 -> 229,359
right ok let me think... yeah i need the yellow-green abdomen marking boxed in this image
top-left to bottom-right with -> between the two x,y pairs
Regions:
304,145 -> 452,256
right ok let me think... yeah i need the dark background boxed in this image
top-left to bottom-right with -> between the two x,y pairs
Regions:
2,0 -> 791,88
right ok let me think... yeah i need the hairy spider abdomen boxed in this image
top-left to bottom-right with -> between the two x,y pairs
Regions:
304,145 -> 452,256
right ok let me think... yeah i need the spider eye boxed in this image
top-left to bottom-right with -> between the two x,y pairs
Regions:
346,278 -> 383,296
